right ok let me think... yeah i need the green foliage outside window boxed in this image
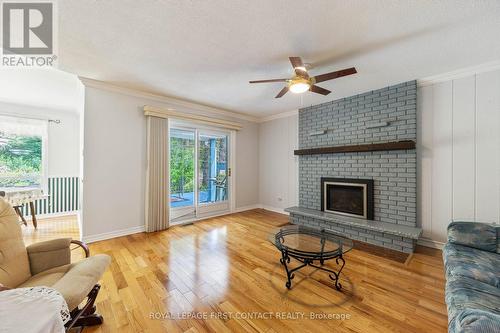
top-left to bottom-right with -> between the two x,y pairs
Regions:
198,137 -> 227,192
169,132 -> 228,198
170,136 -> 194,194
198,139 -> 210,192
0,134 -> 42,188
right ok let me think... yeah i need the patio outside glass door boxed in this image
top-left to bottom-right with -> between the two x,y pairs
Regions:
197,131 -> 229,215
169,126 -> 230,223
169,128 -> 196,221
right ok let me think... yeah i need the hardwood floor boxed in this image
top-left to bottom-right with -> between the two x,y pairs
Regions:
78,209 -> 448,333
22,214 -> 80,246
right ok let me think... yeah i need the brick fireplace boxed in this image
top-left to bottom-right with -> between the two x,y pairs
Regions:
286,81 -> 422,253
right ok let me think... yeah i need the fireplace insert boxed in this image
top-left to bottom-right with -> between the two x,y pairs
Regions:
321,178 -> 374,219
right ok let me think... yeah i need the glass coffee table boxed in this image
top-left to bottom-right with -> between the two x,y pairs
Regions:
269,225 -> 353,290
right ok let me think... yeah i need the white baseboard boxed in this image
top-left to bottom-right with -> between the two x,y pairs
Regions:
80,206 -> 447,252
259,205 -> 289,215
417,237 -> 445,250
234,204 -> 262,212
83,225 -> 146,244
23,211 -> 78,221
82,204 -> 290,243
172,204 -> 263,226
84,207 -> 261,243
234,204 -> 290,215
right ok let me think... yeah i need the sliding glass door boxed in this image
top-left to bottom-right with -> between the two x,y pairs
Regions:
196,131 -> 229,216
198,132 -> 228,204
169,125 -> 230,223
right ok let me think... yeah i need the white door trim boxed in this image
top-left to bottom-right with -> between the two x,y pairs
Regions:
229,130 -> 236,212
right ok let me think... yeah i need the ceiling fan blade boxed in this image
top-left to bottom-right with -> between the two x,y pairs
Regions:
289,57 -> 308,77
289,57 -> 304,69
249,78 -> 289,83
275,86 -> 289,98
309,85 -> 331,96
313,67 -> 357,84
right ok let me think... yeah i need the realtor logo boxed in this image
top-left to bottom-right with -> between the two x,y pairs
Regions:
1,1 -> 57,66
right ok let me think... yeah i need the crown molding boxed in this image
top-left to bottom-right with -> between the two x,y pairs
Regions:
259,109 -> 298,123
418,59 -> 500,87
78,77 -> 259,123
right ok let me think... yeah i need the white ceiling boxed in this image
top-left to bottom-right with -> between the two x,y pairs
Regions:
59,0 -> 500,117
0,68 -> 83,113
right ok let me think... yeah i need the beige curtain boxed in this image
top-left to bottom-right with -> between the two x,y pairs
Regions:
145,116 -> 169,232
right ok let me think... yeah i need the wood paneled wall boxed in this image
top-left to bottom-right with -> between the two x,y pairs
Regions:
417,69 -> 500,244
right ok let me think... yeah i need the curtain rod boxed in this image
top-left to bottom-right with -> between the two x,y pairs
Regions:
0,113 -> 61,124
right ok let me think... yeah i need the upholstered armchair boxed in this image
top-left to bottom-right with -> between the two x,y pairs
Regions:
0,197 -> 111,329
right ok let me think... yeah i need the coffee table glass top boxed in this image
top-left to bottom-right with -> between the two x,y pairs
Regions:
269,225 -> 354,258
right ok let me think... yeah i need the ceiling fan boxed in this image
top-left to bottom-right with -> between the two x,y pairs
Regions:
249,57 -> 357,98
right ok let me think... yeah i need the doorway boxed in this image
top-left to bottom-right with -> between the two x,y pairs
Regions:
169,123 -> 231,224
0,69 -> 85,243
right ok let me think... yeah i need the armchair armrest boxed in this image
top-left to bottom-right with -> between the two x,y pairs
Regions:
27,238 -> 72,275
70,240 -> 90,258
447,221 -> 497,252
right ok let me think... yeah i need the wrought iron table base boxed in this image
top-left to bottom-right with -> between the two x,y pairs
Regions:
280,250 -> 346,290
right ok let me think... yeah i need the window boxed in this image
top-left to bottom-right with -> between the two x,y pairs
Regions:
0,116 -> 47,191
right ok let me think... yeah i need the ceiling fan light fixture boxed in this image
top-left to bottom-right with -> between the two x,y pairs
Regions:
249,56 -> 356,98
289,81 -> 311,94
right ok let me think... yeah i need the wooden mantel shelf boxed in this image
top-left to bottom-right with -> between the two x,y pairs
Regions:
294,140 -> 416,155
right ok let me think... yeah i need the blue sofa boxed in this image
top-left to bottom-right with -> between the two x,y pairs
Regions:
443,221 -> 500,332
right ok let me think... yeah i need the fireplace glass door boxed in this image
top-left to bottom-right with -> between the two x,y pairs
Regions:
325,183 -> 367,218
321,178 -> 374,220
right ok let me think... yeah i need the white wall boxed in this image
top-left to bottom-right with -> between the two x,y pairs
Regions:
235,121 -> 260,209
418,69 -> 500,244
82,86 -> 259,240
258,114 -> 298,212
